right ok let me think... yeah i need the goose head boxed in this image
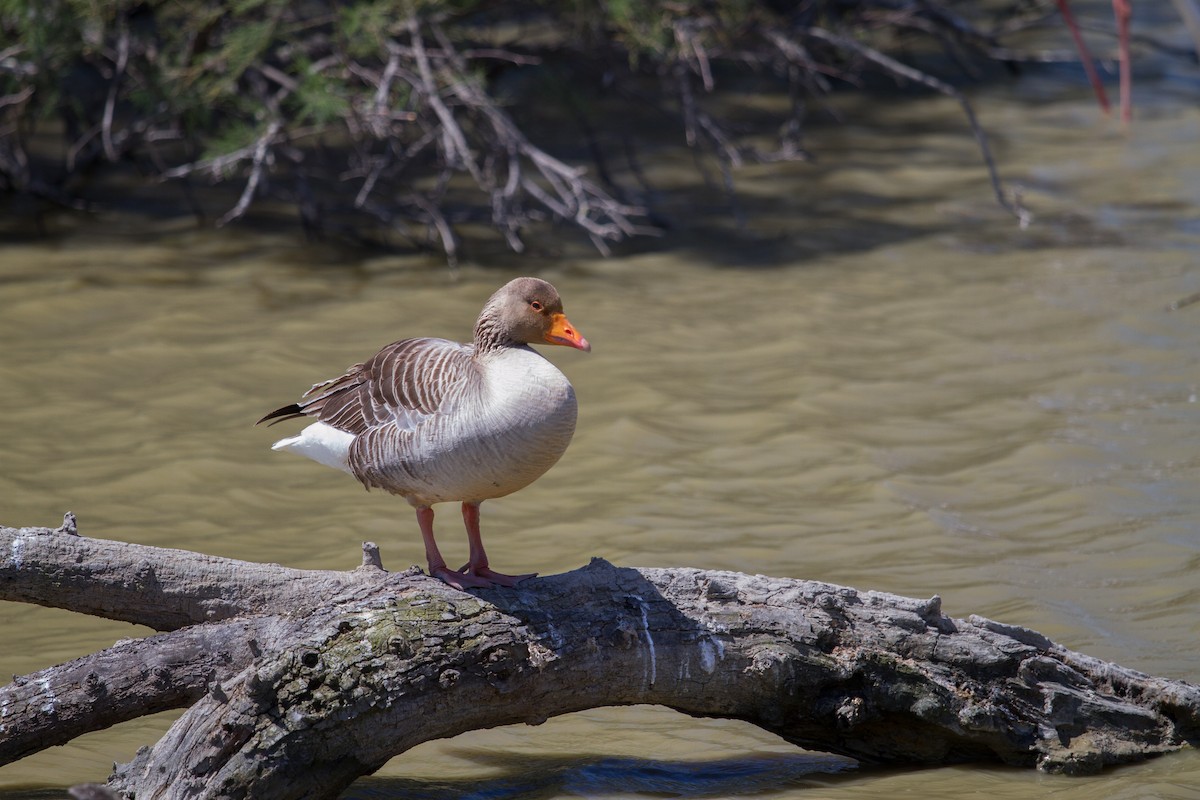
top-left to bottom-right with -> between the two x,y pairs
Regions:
475,277 -> 591,353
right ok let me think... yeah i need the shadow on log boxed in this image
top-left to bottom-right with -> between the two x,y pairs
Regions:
3,515 -> 1199,799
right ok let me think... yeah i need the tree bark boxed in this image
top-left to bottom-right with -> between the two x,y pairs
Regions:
3,517 -> 1199,799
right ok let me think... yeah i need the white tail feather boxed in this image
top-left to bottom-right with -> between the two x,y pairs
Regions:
272,422 -> 355,474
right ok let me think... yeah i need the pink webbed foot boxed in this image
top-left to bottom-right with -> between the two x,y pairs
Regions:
456,501 -> 536,588
428,564 -> 495,591
457,564 -> 537,588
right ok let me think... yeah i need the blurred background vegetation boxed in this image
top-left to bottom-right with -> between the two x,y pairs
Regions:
0,1 -> 1191,263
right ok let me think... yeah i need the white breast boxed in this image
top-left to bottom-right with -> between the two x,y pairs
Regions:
398,346 -> 578,504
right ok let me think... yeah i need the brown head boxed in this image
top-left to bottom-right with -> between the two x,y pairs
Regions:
474,277 -> 591,353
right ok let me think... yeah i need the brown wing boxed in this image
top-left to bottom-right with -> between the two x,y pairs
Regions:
257,338 -> 475,435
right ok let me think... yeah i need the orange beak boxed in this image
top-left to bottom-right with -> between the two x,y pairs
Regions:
544,312 -> 591,352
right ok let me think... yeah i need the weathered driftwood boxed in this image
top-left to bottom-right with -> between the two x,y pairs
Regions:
3,516 -> 1199,799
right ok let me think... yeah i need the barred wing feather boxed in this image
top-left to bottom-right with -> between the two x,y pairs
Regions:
263,338 -> 475,435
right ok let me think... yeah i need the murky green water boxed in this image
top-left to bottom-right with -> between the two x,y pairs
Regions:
3,62 -> 1200,798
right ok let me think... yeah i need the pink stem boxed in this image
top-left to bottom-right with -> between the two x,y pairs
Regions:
1056,0 -> 1111,114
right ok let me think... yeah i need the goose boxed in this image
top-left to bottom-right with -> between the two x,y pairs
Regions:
259,277 -> 590,589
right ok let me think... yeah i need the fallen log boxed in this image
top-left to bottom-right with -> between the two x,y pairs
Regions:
2,516 -> 1198,799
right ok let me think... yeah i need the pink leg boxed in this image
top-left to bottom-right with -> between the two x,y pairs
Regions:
415,505 -> 491,590
459,501 -> 536,587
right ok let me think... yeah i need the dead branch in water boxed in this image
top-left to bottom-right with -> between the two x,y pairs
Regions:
3,516 -> 1199,799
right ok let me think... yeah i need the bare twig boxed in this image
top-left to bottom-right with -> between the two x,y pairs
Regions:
1165,290 -> 1200,312
0,44 -> 28,63
101,22 -> 130,162
1170,0 -> 1200,57
0,86 -> 33,111
408,192 -> 459,269
1112,0 -> 1132,125
764,30 -> 835,91
161,142 -> 264,181
66,123 -> 101,172
258,63 -> 298,93
675,20 -> 715,92
403,19 -> 483,183
420,21 -> 643,250
803,26 -> 1032,227
216,119 -> 282,227
353,155 -> 390,208
0,46 -> 37,78
370,49 -> 402,137
383,44 -> 541,66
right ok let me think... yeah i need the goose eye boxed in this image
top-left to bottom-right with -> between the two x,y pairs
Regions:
530,300 -> 543,312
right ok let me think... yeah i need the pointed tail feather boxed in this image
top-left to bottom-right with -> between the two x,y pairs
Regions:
257,403 -> 306,426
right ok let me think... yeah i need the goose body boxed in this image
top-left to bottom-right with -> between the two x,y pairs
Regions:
260,277 -> 590,589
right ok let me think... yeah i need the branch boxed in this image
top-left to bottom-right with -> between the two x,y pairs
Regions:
0,516 -> 397,631
428,23 -> 646,243
1165,289 -> 1200,311
801,27 -> 1032,227
107,559 -> 1200,798
216,119 -> 283,227
0,85 -> 33,111
1170,0 -> 1200,58
403,19 -> 483,183
4,519 -> 1197,799
0,615 -> 293,767
101,21 -> 130,162
407,192 -> 460,269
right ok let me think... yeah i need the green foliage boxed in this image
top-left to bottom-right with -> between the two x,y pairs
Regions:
201,118 -> 263,164
1,0 -> 84,120
339,0 -> 397,56
0,0 -> 1040,243
0,0 -> 779,153
288,57 -> 351,127
214,17 -> 279,94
